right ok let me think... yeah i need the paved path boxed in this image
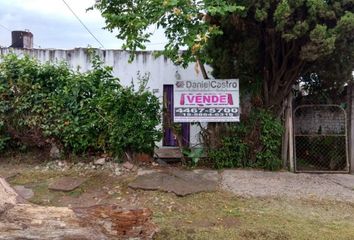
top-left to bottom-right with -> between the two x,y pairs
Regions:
221,170 -> 354,202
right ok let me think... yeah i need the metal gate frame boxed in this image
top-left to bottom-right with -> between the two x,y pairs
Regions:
293,104 -> 350,173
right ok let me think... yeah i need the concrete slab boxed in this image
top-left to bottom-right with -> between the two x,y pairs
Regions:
129,169 -> 218,196
48,177 -> 86,192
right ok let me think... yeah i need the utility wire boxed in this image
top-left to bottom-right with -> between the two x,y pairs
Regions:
62,0 -> 105,48
0,23 -> 11,32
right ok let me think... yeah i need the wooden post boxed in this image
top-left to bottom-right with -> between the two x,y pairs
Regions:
349,83 -> 354,173
281,93 -> 294,172
288,94 -> 294,172
282,93 -> 292,169
197,58 -> 209,80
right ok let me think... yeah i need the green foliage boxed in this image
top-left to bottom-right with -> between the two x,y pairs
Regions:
208,110 -> 282,170
0,120 -> 9,152
298,72 -> 347,105
0,53 -> 161,156
108,85 -> 162,156
91,0 -> 244,65
182,147 -> 204,167
206,1 -> 354,110
253,110 -> 283,171
207,122 -> 249,169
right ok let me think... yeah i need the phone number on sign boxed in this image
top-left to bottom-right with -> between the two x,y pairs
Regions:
175,107 -> 239,117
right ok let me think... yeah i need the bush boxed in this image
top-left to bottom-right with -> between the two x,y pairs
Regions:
208,109 -> 283,170
0,52 -> 161,157
208,123 -> 249,169
254,110 -> 283,170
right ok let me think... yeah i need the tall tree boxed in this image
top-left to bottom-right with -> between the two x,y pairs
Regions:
207,1 -> 354,112
93,0 -> 354,112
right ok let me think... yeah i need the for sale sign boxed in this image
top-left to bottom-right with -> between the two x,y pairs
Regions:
173,79 -> 240,122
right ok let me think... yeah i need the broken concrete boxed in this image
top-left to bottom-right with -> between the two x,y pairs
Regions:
48,177 -> 86,192
128,169 -> 218,196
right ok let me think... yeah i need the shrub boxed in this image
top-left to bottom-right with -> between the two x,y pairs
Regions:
0,52 -> 161,157
253,110 -> 283,170
208,109 -> 283,170
208,123 -> 249,169
107,86 -> 161,156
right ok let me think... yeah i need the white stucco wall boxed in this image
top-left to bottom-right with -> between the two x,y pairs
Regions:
0,47 -> 212,147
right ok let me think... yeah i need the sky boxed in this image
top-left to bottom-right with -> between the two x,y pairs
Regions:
0,0 -> 166,50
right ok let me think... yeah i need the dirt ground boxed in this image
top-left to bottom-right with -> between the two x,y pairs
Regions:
1,153 -> 354,240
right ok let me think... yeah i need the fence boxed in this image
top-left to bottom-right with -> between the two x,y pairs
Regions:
293,105 -> 349,173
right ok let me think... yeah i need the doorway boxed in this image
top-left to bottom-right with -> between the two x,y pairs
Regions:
162,85 -> 190,147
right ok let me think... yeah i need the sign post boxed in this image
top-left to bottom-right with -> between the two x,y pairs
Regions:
173,79 -> 240,123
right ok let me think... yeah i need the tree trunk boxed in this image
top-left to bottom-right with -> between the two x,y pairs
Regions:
262,29 -> 304,114
0,178 -> 157,240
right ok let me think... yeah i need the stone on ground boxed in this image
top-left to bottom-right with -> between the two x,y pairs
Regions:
49,144 -> 61,159
123,161 -> 134,170
94,157 -> 106,165
155,159 -> 168,166
13,185 -> 34,200
128,169 -> 218,196
48,177 -> 86,192
0,178 -> 21,207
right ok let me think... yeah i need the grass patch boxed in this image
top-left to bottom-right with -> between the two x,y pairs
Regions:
9,171 -> 64,185
141,192 -> 354,240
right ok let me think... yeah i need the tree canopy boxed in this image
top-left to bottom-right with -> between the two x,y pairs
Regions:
92,0 -> 244,64
93,0 -> 354,111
